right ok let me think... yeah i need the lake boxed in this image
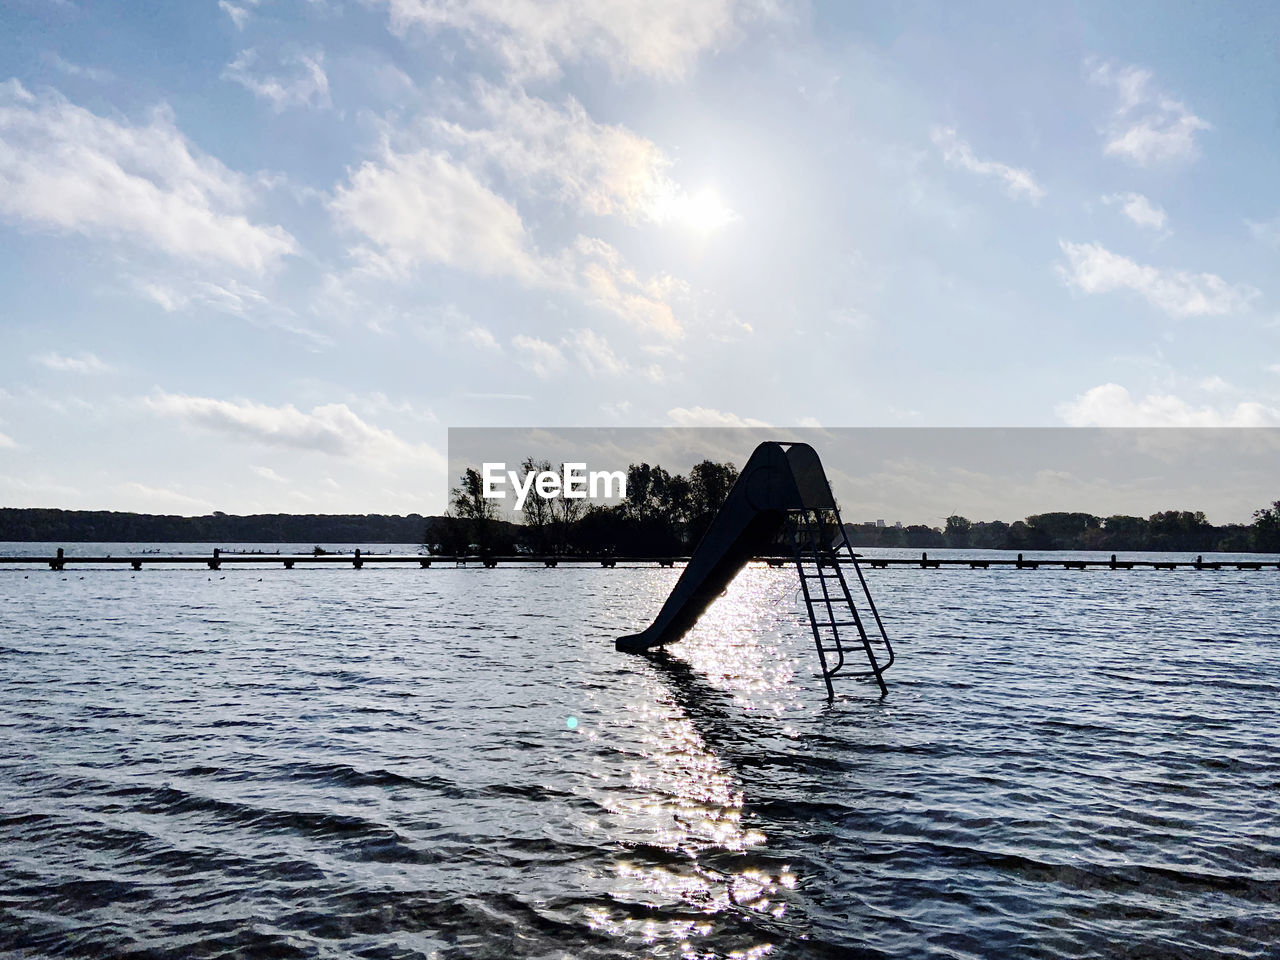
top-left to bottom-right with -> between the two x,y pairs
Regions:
2,544 -> 1278,958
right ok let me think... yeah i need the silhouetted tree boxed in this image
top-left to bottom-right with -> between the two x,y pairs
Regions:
550,462 -> 587,554
1253,501 -> 1280,552
1147,510 -> 1213,551
944,515 -> 972,548
450,467 -> 501,554
520,457 -> 555,553
686,459 -> 738,546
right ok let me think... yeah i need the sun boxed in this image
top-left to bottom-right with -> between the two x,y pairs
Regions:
660,187 -> 736,234
681,188 -> 736,233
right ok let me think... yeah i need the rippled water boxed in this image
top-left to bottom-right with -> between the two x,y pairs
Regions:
2,546 -> 1279,958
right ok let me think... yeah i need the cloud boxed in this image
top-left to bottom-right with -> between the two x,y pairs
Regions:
348,391 -> 438,423
1089,61 -> 1209,166
1058,383 -> 1280,427
144,391 -> 440,464
377,0 -> 759,80
436,82 -> 676,222
465,325 -> 500,350
132,276 -> 267,316
44,53 -> 114,83
34,352 -> 111,374
509,330 -> 634,381
930,126 -> 1044,203
218,0 -> 259,30
1103,192 -> 1167,231
223,48 -> 331,112
0,80 -> 296,272
511,334 -> 567,378
1056,240 -> 1257,318
330,147 -> 684,337
0,431 -> 16,449
568,328 -> 626,378
250,465 -> 287,482
554,236 -> 683,337
331,148 -> 537,279
130,274 -> 332,348
666,406 -> 770,427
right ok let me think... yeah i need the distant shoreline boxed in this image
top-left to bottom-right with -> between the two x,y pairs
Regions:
3,505 -> 1278,554
0,508 -> 447,544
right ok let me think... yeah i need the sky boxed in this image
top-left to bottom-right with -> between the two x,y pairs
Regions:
1,0 -> 1278,516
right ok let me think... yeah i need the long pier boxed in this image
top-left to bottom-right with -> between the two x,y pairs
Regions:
3,549 -> 1277,572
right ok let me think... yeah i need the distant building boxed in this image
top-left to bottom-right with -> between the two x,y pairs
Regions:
875,519 -> 885,528
894,521 -> 903,529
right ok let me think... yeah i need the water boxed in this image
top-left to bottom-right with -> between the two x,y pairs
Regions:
2,545 -> 1278,958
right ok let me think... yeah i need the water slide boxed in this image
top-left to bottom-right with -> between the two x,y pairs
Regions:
616,441 -> 838,652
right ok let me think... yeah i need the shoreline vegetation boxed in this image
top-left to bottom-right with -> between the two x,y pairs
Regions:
4,458 -> 1278,555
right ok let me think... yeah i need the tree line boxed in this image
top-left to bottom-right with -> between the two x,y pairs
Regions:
847,506 -> 1280,553
0,509 -> 433,543
5,489 -> 1278,555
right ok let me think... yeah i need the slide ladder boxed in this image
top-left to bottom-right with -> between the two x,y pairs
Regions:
617,441 -> 895,698
789,506 -> 894,698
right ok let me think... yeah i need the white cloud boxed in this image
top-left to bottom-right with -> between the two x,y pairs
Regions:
642,363 -> 667,383
130,274 -> 331,348
0,431 -> 16,449
511,334 -> 567,378
251,465 -> 287,483
930,126 -> 1045,203
436,82 -> 676,222
1056,240 -> 1256,318
1103,192 -> 1167,231
34,352 -> 111,374
378,0 -> 759,80
666,406 -> 770,427
349,391 -> 438,423
331,148 -> 684,337
223,48 -> 331,112
218,0 -> 259,30
331,148 -> 537,279
1089,61 -> 1209,166
44,53 -> 114,83
568,328 -> 626,378
0,80 -> 296,271
1058,383 -> 1280,427
465,325 -> 500,350
554,236 -> 684,338
144,391 -> 441,465
132,276 -> 268,317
